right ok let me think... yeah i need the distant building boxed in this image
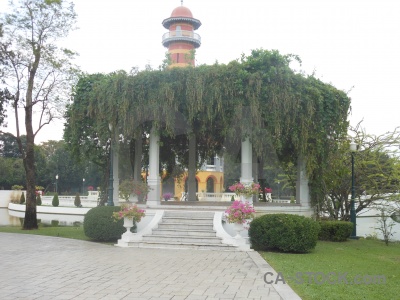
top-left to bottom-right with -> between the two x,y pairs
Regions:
160,4 -> 225,199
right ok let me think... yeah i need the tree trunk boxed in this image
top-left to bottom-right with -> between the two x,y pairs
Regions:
22,51 -> 40,229
23,106 -> 38,229
188,133 -> 196,201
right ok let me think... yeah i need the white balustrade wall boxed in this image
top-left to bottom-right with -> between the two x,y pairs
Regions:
180,192 -> 292,203
41,191 -> 100,207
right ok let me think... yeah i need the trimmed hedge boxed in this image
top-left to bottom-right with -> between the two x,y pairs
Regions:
74,193 -> 82,207
318,221 -> 353,242
36,194 -> 42,206
52,193 -> 59,207
248,213 -> 320,253
20,192 -> 25,204
84,206 -> 130,242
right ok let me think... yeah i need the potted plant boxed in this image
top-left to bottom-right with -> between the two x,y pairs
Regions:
265,187 -> 272,202
119,179 -> 151,202
225,200 -> 256,238
228,182 -> 261,198
163,192 -> 173,201
112,204 -> 146,235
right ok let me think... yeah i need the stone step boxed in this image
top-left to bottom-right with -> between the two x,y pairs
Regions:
124,241 -> 238,251
161,217 -> 213,224
142,235 -> 223,244
152,228 -> 217,237
158,223 -> 214,230
163,211 -> 215,218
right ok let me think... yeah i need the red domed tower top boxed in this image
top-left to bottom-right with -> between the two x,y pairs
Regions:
162,3 -> 201,67
171,6 -> 193,18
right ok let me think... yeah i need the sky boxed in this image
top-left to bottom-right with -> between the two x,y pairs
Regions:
1,0 -> 400,143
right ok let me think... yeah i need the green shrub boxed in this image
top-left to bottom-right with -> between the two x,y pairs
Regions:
248,213 -> 320,253
318,220 -> 353,242
20,192 -> 25,204
12,185 -> 23,190
84,206 -> 132,242
74,193 -> 82,207
36,194 -> 42,206
52,193 -> 59,207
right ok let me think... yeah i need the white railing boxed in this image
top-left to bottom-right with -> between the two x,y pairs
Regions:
273,199 -> 291,204
41,192 -> 100,208
204,165 -> 216,171
180,192 -> 293,203
180,192 -> 240,202
162,30 -> 201,44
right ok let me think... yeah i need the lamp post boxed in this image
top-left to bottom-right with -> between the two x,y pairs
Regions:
277,181 -> 280,200
82,178 -> 85,195
107,123 -> 114,206
350,140 -> 358,239
55,174 -> 59,194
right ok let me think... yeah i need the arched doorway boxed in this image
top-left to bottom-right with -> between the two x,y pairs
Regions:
206,177 -> 215,193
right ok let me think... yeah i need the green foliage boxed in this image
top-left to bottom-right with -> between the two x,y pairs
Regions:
317,127 -> 400,220
66,49 -> 350,202
318,220 -> 353,242
119,179 -> 151,201
0,158 -> 24,189
375,206 -> 397,246
74,193 -> 81,207
0,88 -> 11,127
52,193 -> 59,207
248,213 -> 320,253
83,206 -> 127,242
12,185 -> 23,190
36,194 -> 42,206
0,134 -> 26,158
19,192 -> 25,204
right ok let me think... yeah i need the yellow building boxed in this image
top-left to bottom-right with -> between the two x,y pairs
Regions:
161,156 -> 225,200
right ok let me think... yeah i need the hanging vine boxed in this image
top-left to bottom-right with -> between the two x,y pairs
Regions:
66,49 -> 351,204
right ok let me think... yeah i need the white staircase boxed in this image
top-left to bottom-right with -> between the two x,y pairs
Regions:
124,211 -> 239,251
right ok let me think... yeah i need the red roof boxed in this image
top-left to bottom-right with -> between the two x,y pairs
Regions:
171,6 -> 193,18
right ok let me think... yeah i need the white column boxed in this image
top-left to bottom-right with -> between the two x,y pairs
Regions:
296,156 -> 310,207
147,127 -> 161,207
133,136 -> 142,182
240,137 -> 254,204
112,133 -> 119,206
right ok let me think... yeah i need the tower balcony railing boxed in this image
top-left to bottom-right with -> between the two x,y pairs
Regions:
162,30 -> 201,47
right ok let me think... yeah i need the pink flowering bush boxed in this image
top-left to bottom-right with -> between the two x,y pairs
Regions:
112,204 -> 145,222
163,192 -> 173,201
225,200 -> 256,224
229,182 -> 261,198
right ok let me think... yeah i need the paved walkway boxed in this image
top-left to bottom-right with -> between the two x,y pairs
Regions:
0,233 -> 301,300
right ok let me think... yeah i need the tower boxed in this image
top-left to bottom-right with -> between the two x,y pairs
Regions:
162,4 -> 201,67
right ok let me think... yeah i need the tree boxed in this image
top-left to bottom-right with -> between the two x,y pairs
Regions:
63,74 -> 111,203
0,0 -> 77,229
0,133 -> 26,157
0,156 -> 25,189
0,24 -> 12,127
318,125 -> 400,220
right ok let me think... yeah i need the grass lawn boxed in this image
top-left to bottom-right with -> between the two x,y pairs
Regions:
260,239 -> 400,300
0,224 -> 90,241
